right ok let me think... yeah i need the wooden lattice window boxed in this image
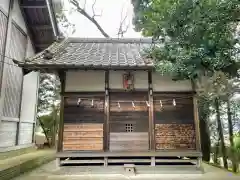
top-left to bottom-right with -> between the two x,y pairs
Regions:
125,124 -> 133,132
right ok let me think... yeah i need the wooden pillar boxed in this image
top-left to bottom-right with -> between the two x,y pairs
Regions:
148,71 -> 154,150
104,70 -> 109,151
57,71 -> 66,152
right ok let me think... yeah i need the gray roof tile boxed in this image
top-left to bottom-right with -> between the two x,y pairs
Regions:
20,38 -> 155,69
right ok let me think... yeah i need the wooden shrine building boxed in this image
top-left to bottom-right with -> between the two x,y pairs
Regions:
15,38 -> 202,172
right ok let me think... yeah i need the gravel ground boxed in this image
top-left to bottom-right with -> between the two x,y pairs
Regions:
13,161 -> 239,180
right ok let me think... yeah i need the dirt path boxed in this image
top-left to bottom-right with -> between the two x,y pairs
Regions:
14,161 -> 239,180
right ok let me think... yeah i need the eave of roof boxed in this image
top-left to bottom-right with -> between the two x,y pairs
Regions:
14,37 -> 156,72
20,0 -> 60,53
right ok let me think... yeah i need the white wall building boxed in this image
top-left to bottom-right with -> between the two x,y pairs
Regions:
0,0 -> 60,151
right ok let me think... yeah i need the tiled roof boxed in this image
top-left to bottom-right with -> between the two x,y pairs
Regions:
16,38 -> 155,69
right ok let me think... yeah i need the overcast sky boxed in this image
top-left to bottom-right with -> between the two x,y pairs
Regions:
63,0 -> 142,38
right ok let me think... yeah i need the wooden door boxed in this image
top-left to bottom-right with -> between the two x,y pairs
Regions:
63,95 -> 104,151
109,92 -> 149,151
154,93 -> 196,150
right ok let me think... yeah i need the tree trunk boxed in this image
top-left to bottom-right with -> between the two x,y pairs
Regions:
199,98 -> 211,162
51,107 -> 56,147
214,139 -> 220,164
38,118 -> 51,148
227,98 -> 238,172
215,98 -> 228,169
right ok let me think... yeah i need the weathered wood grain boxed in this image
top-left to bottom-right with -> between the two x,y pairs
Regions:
109,132 -> 149,151
63,131 -> 103,138
63,123 -> 104,151
109,93 -> 149,133
64,123 -> 103,131
110,132 -> 148,141
109,143 -> 149,151
153,93 -> 194,125
63,137 -> 103,145
64,96 -> 105,124
110,92 -> 148,112
63,144 -> 103,151
155,124 -> 196,150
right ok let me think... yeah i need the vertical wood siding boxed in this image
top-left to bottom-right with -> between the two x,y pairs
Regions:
18,122 -> 33,145
3,24 -> 27,118
0,121 -> 17,147
0,10 -> 7,79
109,92 -> 149,151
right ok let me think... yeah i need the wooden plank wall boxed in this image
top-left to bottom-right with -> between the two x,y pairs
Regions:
154,93 -> 196,150
109,92 -> 149,151
63,124 -> 103,151
110,132 -> 148,151
63,96 -> 104,151
61,91 -> 197,152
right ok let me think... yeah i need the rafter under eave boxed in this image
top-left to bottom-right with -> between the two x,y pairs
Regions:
30,25 -> 52,30
21,5 -> 47,9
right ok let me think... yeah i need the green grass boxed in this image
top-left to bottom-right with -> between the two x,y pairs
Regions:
0,146 -> 36,160
0,149 -> 55,180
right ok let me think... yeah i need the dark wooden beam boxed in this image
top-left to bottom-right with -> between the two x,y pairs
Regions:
21,5 -> 47,9
148,71 -> 155,150
18,64 -> 153,71
63,92 -> 105,97
57,70 -> 66,152
56,151 -> 202,158
35,43 -> 51,48
104,70 -> 110,151
30,25 -> 52,30
20,1 -> 47,9
108,89 -> 148,92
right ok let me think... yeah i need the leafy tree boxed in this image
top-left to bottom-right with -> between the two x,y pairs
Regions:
132,0 -> 240,170
37,73 -> 60,146
38,73 -> 60,115
38,107 -> 60,147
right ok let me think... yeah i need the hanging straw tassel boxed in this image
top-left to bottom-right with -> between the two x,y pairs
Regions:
91,99 -> 94,107
160,100 -> 162,107
173,99 -> 176,106
146,101 -> 150,107
132,101 -> 135,108
118,101 -> 121,109
77,98 -> 81,105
